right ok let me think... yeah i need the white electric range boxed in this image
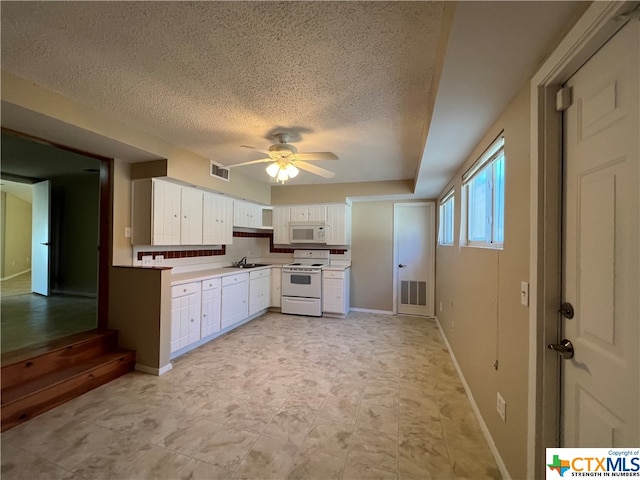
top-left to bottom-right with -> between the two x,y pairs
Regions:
281,250 -> 330,317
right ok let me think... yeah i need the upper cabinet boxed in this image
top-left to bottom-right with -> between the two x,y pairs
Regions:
203,192 -> 233,245
132,178 -> 233,246
326,204 -> 351,245
289,205 -> 327,222
273,206 -> 290,244
233,200 -> 263,229
180,187 -> 203,245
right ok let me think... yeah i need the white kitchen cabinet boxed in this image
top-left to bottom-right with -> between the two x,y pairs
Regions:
270,266 -> 282,307
221,272 -> 249,329
322,269 -> 350,316
272,207 -> 290,244
203,192 -> 233,245
249,268 -> 271,315
289,205 -> 327,222
326,204 -> 352,245
132,178 -> 205,246
171,282 -> 201,353
201,278 -> 221,338
180,187 -> 203,245
233,200 -> 262,228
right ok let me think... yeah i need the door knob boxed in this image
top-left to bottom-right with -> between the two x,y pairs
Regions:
559,302 -> 574,319
398,264 -> 406,268
547,338 -> 574,359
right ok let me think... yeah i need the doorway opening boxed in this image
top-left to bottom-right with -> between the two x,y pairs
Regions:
1,130 -> 110,354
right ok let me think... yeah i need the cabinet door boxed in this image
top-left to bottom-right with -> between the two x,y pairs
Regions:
203,193 -> 233,245
307,205 -> 327,222
221,280 -> 248,328
180,188 -> 203,245
326,204 -> 351,245
270,267 -> 281,307
186,292 -> 201,345
153,180 -> 181,245
322,277 -> 344,313
273,207 -> 290,244
289,206 -> 308,222
201,285 -> 221,337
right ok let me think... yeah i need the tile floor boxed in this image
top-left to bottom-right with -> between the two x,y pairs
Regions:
1,311 -> 501,480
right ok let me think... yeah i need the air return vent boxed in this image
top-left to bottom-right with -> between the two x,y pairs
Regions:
210,161 -> 230,181
400,280 -> 427,306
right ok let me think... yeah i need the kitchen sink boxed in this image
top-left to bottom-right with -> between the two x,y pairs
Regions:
223,263 -> 270,269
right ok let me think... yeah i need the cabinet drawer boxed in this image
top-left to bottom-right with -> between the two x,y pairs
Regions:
249,268 -> 270,280
323,270 -> 345,279
201,277 -> 221,291
172,282 -> 200,298
222,272 -> 249,286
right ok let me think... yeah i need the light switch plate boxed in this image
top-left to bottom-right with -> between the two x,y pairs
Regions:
142,255 -> 153,267
520,281 -> 529,306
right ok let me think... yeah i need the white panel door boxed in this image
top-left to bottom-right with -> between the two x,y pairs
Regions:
561,21 -> 639,447
394,202 -> 435,316
31,180 -> 51,296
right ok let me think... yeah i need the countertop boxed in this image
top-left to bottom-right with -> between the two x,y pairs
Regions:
171,262 -> 351,285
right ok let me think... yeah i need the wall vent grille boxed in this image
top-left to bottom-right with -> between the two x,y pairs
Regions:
210,161 -> 230,181
400,280 -> 427,306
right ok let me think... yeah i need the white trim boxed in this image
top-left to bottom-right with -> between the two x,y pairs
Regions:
435,317 -> 510,480
349,307 -> 394,315
527,2 -> 634,478
135,362 -> 173,376
462,134 -> 505,183
0,268 -> 31,281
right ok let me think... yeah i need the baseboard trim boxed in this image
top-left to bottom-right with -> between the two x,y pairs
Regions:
135,362 -> 173,376
349,307 -> 394,315
434,316 -> 511,480
1,269 -> 31,281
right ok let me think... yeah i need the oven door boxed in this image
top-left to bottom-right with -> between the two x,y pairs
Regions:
281,268 -> 321,298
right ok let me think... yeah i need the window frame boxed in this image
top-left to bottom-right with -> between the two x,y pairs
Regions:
438,189 -> 455,246
462,135 -> 505,249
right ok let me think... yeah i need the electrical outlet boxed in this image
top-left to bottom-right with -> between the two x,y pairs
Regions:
124,227 -> 132,238
520,281 -> 529,306
142,255 -> 153,267
497,392 -> 506,422
439,301 -> 443,312
155,255 -> 164,265
451,320 -> 454,331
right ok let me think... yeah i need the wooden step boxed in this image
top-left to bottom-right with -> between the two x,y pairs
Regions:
1,349 -> 135,432
1,329 -> 120,390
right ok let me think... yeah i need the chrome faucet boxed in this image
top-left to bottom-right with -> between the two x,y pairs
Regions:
235,256 -> 247,267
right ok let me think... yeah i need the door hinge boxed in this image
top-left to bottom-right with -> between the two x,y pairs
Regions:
556,86 -> 572,112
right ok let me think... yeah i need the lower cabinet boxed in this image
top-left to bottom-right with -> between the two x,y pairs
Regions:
322,269 -> 350,316
249,268 -> 271,315
270,266 -> 281,308
221,273 -> 249,329
201,278 -> 221,337
171,282 -> 201,353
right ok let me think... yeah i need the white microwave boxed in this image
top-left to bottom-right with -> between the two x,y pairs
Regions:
289,222 -> 327,243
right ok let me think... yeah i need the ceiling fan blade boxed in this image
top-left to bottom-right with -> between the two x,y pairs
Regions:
227,157 -> 272,168
295,152 -> 338,161
241,145 -> 271,156
296,161 -> 335,178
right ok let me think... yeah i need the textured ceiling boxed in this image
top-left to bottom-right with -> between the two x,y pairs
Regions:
1,1 -> 446,186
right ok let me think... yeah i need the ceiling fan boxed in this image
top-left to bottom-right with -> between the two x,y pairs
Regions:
228,133 -> 338,183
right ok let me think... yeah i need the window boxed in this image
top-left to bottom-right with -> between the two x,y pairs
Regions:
438,190 -> 454,246
463,135 -> 505,247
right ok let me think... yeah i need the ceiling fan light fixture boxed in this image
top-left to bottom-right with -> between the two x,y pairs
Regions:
276,168 -> 289,183
285,163 -> 299,178
266,162 -> 280,178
